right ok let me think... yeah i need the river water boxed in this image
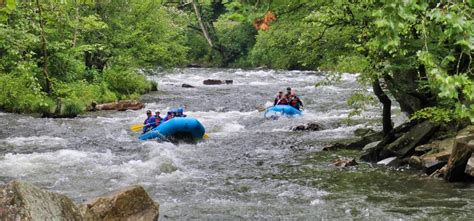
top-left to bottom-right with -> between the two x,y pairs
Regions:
0,68 -> 473,219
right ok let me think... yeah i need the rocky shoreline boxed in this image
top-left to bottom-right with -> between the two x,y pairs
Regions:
327,122 -> 474,182
0,181 -> 159,221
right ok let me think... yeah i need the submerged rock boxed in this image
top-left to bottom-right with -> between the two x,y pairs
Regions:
0,180 -> 82,220
291,123 -> 322,131
383,121 -> 439,158
444,126 -> 474,182
361,121 -> 438,162
332,158 -> 358,168
418,138 -> 454,175
354,128 -> 376,137
203,79 -> 233,85
81,185 -> 159,221
324,131 -> 383,151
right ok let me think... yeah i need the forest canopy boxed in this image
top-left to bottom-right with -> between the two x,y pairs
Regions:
0,0 -> 473,123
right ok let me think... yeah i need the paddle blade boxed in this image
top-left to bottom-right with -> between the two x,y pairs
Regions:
203,133 -> 209,140
130,124 -> 144,131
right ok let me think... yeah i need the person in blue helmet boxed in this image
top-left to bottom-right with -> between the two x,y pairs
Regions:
175,108 -> 187,117
142,110 -> 156,134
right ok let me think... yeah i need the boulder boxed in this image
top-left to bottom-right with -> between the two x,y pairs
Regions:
332,158 -> 358,168
203,79 -> 223,85
409,156 -> 422,168
381,121 -> 439,159
0,180 -> 82,220
361,121 -> 419,162
418,138 -> 455,175
376,156 -> 397,165
324,131 -> 383,151
362,141 -> 381,151
354,128 -> 376,137
81,185 -> 159,221
444,126 -> 474,182
181,84 -> 195,88
202,79 -> 233,85
91,100 -> 145,111
291,123 -> 322,131
422,157 -> 447,175
465,154 -> 474,177
431,165 -> 448,178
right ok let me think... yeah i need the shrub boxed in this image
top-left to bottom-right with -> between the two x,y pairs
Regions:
104,68 -> 152,98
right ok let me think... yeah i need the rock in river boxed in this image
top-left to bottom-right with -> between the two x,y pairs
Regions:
203,79 -> 233,85
332,158 -> 358,168
444,125 -> 474,182
291,123 -> 322,131
81,185 -> 160,221
0,180 -> 82,220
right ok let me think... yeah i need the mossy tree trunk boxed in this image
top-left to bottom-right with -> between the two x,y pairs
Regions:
36,0 -> 52,95
373,78 -> 393,136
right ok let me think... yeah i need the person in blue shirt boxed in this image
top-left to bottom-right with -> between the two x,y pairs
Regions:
142,110 -> 156,134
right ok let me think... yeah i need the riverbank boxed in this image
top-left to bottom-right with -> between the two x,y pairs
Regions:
328,122 -> 474,182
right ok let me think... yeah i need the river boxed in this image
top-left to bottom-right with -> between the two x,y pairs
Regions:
0,68 -> 473,219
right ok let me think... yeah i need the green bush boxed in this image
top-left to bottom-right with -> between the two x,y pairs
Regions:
0,69 -> 51,113
62,97 -> 85,117
104,68 -> 152,98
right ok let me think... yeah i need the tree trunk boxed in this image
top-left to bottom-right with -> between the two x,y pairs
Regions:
36,0 -> 52,95
373,78 -> 393,136
191,0 -> 214,47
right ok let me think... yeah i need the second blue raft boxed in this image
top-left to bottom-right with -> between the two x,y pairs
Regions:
139,117 -> 205,141
264,105 -> 302,118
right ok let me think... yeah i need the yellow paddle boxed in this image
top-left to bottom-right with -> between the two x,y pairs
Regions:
203,133 -> 209,139
130,124 -> 144,132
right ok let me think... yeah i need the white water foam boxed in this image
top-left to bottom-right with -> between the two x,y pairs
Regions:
3,136 -> 68,147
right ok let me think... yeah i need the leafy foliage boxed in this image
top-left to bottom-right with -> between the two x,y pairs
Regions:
0,0 -> 184,116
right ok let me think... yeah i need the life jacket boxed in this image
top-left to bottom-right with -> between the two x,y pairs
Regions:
155,116 -> 162,125
274,95 -> 282,105
277,98 -> 289,105
289,96 -> 302,109
144,116 -> 156,125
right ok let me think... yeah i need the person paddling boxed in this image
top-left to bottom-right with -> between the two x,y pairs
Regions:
289,90 -> 304,110
276,94 -> 289,105
286,87 -> 292,97
143,110 -> 156,134
274,91 -> 284,106
163,111 -> 175,122
155,111 -> 163,126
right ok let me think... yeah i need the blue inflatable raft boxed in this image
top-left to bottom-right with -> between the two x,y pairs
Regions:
139,117 -> 206,141
264,105 -> 302,119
